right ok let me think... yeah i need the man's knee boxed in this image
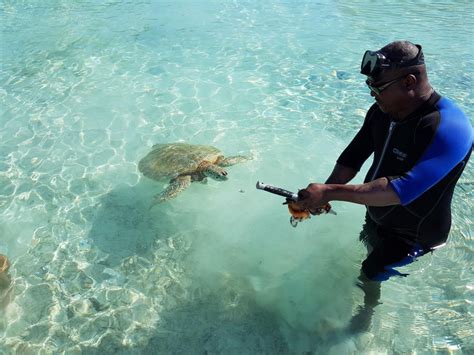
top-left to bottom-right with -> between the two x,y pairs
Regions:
361,259 -> 380,281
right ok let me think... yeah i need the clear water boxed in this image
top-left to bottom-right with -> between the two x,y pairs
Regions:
1,0 -> 473,353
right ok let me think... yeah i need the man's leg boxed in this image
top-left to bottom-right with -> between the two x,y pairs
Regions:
348,219 -> 412,334
347,271 -> 381,334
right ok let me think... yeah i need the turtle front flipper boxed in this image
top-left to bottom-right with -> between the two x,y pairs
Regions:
150,175 -> 192,208
216,155 -> 251,167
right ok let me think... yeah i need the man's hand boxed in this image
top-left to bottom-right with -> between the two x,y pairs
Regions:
289,183 -> 330,215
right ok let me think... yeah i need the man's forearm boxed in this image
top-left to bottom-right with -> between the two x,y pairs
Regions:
322,177 -> 401,206
325,163 -> 358,184
295,168 -> 400,212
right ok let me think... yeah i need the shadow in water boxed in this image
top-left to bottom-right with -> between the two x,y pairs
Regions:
77,274 -> 291,354
87,182 -> 175,266
80,183 -> 364,353
72,275 -> 362,354
143,283 -> 290,353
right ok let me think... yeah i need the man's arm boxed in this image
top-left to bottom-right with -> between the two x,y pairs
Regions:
296,177 -> 401,212
324,163 -> 358,184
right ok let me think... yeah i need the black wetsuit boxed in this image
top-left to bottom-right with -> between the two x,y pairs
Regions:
337,92 -> 473,280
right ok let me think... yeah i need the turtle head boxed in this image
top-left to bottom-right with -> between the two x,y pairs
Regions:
201,162 -> 228,181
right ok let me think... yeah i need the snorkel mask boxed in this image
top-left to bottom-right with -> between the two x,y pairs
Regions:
360,44 -> 425,79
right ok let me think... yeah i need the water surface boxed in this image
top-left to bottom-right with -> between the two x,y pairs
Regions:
1,0 -> 473,353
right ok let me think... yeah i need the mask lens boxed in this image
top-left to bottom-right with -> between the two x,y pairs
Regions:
361,51 -> 378,76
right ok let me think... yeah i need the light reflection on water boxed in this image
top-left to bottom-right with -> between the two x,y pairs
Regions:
0,0 -> 473,353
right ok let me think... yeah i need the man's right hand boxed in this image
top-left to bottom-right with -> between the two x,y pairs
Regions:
294,183 -> 331,213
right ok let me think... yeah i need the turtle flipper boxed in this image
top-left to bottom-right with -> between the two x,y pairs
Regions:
216,155 -> 251,167
150,175 -> 192,208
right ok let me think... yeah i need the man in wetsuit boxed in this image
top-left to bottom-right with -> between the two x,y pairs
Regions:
291,40 -> 473,333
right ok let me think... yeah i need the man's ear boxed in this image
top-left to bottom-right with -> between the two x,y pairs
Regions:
404,74 -> 418,90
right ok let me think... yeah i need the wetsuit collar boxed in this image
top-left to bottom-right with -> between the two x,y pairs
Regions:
394,91 -> 441,122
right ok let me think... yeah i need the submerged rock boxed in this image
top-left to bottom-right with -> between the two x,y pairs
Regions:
0,254 -> 13,313
0,254 -> 11,290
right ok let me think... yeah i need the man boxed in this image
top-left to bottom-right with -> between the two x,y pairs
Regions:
291,41 -> 473,332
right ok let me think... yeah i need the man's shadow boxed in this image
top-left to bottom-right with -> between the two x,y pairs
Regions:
142,275 -> 290,354
81,182 -> 361,353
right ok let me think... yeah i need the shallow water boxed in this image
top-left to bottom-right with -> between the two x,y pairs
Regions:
1,0 -> 473,353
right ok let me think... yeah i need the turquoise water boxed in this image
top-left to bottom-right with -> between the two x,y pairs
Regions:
1,0 -> 473,353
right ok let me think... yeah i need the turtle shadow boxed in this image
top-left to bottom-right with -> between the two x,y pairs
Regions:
87,182 -> 173,266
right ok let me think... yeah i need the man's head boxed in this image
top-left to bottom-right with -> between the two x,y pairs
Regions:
360,41 -> 431,118
360,41 -> 425,81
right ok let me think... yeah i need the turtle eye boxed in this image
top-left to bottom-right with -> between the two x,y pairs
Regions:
219,170 -> 228,180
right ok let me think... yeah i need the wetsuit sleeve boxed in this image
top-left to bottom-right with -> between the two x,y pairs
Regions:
389,97 -> 473,206
336,105 -> 376,171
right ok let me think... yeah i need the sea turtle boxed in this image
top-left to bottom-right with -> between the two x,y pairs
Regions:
138,143 -> 249,206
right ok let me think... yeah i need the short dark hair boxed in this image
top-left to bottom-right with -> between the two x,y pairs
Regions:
380,41 -> 420,63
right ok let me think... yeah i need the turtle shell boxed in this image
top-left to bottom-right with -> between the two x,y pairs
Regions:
138,143 -> 223,181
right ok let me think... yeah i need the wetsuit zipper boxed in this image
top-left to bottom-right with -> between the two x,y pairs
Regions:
370,120 -> 397,181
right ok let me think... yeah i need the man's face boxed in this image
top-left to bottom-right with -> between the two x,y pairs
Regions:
366,70 -> 408,115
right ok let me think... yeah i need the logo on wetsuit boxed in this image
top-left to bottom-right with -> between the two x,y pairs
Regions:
392,148 -> 408,161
